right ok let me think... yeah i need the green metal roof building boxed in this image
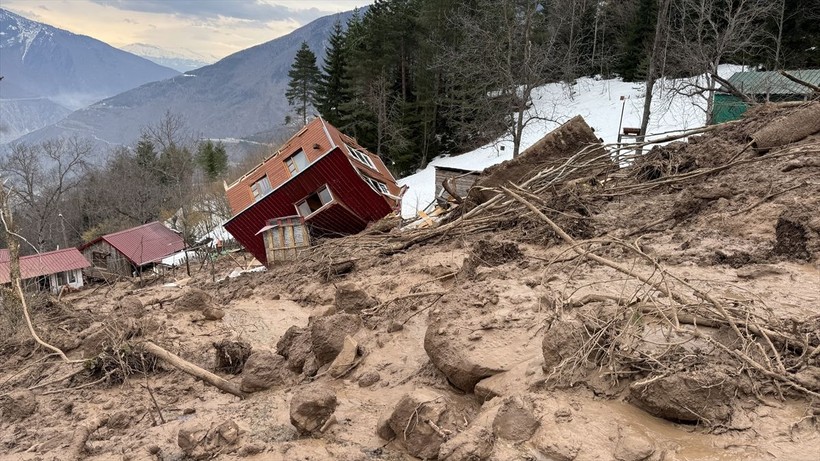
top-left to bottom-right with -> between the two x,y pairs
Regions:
713,69 -> 820,124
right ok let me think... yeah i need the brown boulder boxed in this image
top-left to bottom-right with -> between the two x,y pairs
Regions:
240,349 -> 290,393
175,288 -> 214,311
0,389 -> 37,421
289,387 -> 338,435
386,389 -> 462,459
334,283 -> 377,313
310,313 -> 362,365
276,326 -> 312,373
542,319 -> 588,372
629,368 -> 737,424
614,426 -> 655,461
425,304 -> 544,392
327,335 -> 359,378
492,395 -> 539,441
438,425 -> 494,461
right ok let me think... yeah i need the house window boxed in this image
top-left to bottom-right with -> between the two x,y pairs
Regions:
296,186 -> 333,217
285,149 -> 309,175
68,270 -> 76,284
346,144 -> 376,169
251,175 -> 272,201
92,251 -> 108,268
362,175 -> 389,194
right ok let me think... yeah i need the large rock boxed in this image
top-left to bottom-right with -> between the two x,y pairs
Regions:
276,326 -> 312,373
438,425 -> 494,461
386,389 -> 462,459
629,368 -> 737,424
614,426 -> 655,461
334,283 -> 377,313
178,418 -> 241,458
0,389 -> 37,421
310,313 -> 362,365
240,349 -> 290,393
425,302 -> 544,392
175,288 -> 215,311
542,319 -> 588,372
290,387 -> 337,436
492,395 -> 539,441
327,335 -> 358,378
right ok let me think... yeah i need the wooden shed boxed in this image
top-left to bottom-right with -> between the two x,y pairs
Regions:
79,222 -> 185,279
434,166 -> 480,201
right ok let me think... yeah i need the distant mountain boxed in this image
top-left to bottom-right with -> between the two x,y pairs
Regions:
8,11 -> 354,157
0,8 -> 179,143
121,43 -> 215,72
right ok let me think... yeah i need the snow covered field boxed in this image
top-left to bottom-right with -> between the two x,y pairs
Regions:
398,66 -> 744,218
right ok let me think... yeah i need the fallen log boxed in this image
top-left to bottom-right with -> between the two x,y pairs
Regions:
750,103 -> 820,152
68,416 -> 108,460
142,342 -> 247,399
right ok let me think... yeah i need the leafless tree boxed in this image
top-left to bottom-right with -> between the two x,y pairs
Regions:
0,138 -> 91,251
665,0 -> 777,123
443,0 -> 564,158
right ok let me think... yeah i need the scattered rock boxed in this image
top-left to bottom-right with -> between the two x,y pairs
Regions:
386,389 -> 461,459
614,426 -> 655,461
214,339 -> 252,374
310,313 -> 362,365
147,445 -> 161,455
240,349 -> 291,393
178,418 -> 241,458
327,335 -> 358,378
376,412 -> 395,440
358,371 -> 381,387
0,389 -> 37,421
202,306 -> 225,320
471,240 -> 523,266
439,425 -> 494,461
425,301 -> 544,392
542,319 -> 588,371
276,326 -> 312,373
175,288 -> 214,311
387,321 -> 404,333
116,297 -> 144,317
492,395 -> 539,441
629,368 -> 737,424
334,283 -> 377,313
289,387 -> 338,436
107,411 -> 132,430
528,425 -> 583,461
238,442 -> 266,456
177,419 -> 209,454
309,305 -> 336,319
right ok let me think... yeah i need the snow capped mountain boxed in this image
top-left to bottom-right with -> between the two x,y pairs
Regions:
121,43 -> 216,72
0,8 -> 179,143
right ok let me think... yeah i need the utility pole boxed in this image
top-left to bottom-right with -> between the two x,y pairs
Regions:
58,213 -> 68,248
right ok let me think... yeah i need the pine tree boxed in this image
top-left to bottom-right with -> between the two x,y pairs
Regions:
286,42 -> 321,126
316,19 -> 350,127
196,140 -> 228,180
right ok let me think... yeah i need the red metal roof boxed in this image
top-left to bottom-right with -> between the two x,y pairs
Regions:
81,221 -> 185,266
0,248 -> 90,284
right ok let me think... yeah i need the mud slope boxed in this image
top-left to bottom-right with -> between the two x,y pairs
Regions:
1,102 -> 819,461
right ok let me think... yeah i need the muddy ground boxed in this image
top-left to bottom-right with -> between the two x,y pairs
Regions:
1,103 -> 819,460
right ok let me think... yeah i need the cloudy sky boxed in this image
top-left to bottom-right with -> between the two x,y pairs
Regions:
4,0 -> 372,60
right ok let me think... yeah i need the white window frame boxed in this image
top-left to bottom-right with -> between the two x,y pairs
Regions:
346,144 -> 377,170
295,185 -> 334,218
251,175 -> 272,201
285,149 -> 309,176
362,174 -> 389,194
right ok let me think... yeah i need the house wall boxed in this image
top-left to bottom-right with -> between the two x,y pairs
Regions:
225,148 -> 395,265
226,118 -> 400,216
47,269 -> 84,293
435,168 -> 480,199
81,240 -> 134,278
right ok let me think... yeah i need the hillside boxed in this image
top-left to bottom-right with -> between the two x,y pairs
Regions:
8,11 -> 354,155
0,9 -> 179,143
0,101 -> 818,460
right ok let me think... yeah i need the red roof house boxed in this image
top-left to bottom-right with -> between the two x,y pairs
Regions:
79,222 -> 185,278
0,248 -> 91,293
224,117 -> 402,265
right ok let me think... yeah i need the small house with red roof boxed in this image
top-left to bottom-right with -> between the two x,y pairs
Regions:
223,117 -> 402,265
79,221 -> 185,278
0,248 -> 91,293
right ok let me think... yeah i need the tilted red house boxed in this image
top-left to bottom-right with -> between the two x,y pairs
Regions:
224,117 -> 402,265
